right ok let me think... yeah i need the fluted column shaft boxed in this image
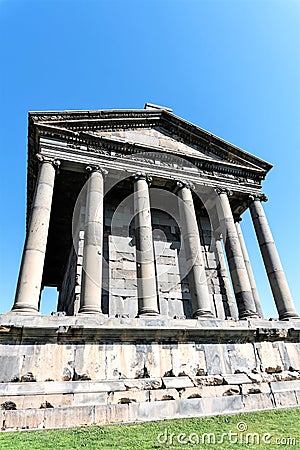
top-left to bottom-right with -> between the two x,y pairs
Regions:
178,183 -> 215,318
216,190 -> 258,318
79,166 -> 106,315
13,155 -> 60,313
235,220 -> 264,318
249,196 -> 298,320
134,174 -> 159,316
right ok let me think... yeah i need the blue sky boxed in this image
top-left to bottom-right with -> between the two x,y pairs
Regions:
0,0 -> 299,317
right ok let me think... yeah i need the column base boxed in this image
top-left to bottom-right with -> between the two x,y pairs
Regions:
193,310 -> 215,319
239,311 -> 259,319
78,306 -> 104,315
279,311 -> 300,321
138,308 -> 159,317
9,304 -> 40,315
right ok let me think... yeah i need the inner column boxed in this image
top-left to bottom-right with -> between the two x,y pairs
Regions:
177,182 -> 215,318
79,165 -> 106,315
235,218 -> 264,318
216,189 -> 258,319
134,173 -> 159,316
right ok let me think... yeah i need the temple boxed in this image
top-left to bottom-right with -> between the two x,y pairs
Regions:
0,104 -> 299,430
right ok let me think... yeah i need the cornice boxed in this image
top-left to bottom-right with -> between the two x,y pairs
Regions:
34,126 -> 266,182
28,108 -> 273,175
160,113 -> 272,172
37,141 -> 263,195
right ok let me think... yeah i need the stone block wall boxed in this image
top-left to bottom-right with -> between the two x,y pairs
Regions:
58,231 -> 84,315
0,316 -> 299,430
58,196 -> 235,318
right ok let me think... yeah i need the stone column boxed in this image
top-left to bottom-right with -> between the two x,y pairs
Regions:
216,189 -> 258,319
12,154 -> 60,313
134,173 -> 159,316
79,166 -> 106,315
249,195 -> 299,320
214,237 -> 237,319
177,182 -> 215,318
235,218 -> 264,318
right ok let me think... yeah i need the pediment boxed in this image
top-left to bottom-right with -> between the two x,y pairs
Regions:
29,107 -> 272,175
88,127 -> 223,163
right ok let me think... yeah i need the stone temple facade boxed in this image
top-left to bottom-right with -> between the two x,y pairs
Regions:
0,103 -> 299,430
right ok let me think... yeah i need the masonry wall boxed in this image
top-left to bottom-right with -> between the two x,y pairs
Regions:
0,317 -> 299,430
1,337 -> 300,383
57,231 -> 84,315
58,195 -> 235,318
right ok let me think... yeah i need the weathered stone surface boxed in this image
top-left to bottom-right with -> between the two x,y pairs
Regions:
73,393 -> 107,406
124,378 -> 162,390
256,342 -> 284,373
284,343 -> 300,371
129,399 -> 178,422
200,385 -> 240,398
44,405 -> 95,429
180,387 -> 203,400
108,390 -> 150,405
0,356 -> 21,382
247,372 -> 263,383
201,395 -> 244,415
228,343 -> 258,373
150,388 -> 180,402
203,344 -> 232,375
101,403 -> 130,424
162,376 -> 194,389
260,373 -> 277,383
273,391 -> 298,407
223,373 -> 251,385
241,383 -> 270,395
274,371 -> 300,382
0,380 -> 126,396
0,315 -> 299,430
243,393 -> 274,410
270,380 -> 300,393
0,394 -> 73,410
193,375 -> 224,386
177,398 -> 204,417
1,401 -> 17,410
1,409 -> 45,430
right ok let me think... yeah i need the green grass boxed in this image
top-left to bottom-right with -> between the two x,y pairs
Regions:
0,408 -> 299,450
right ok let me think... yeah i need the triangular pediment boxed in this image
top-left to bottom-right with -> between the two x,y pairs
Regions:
29,107 -> 272,175
88,127 -> 222,163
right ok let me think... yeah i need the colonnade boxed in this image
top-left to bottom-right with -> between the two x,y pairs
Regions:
12,158 -> 299,320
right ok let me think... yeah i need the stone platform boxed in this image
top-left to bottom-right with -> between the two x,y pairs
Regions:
0,315 -> 300,431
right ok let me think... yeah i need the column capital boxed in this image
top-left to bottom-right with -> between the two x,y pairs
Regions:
215,187 -> 233,197
85,165 -> 108,176
176,180 -> 195,193
133,172 -> 153,185
248,193 -> 268,204
36,153 -> 61,171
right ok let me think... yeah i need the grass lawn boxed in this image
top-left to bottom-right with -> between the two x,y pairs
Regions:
0,408 -> 299,449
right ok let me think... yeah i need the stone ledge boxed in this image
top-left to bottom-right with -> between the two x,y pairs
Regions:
0,380 -> 126,396
1,377 -> 300,399
270,380 -> 300,393
2,392 -> 299,431
0,315 -> 299,343
162,376 -> 194,389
